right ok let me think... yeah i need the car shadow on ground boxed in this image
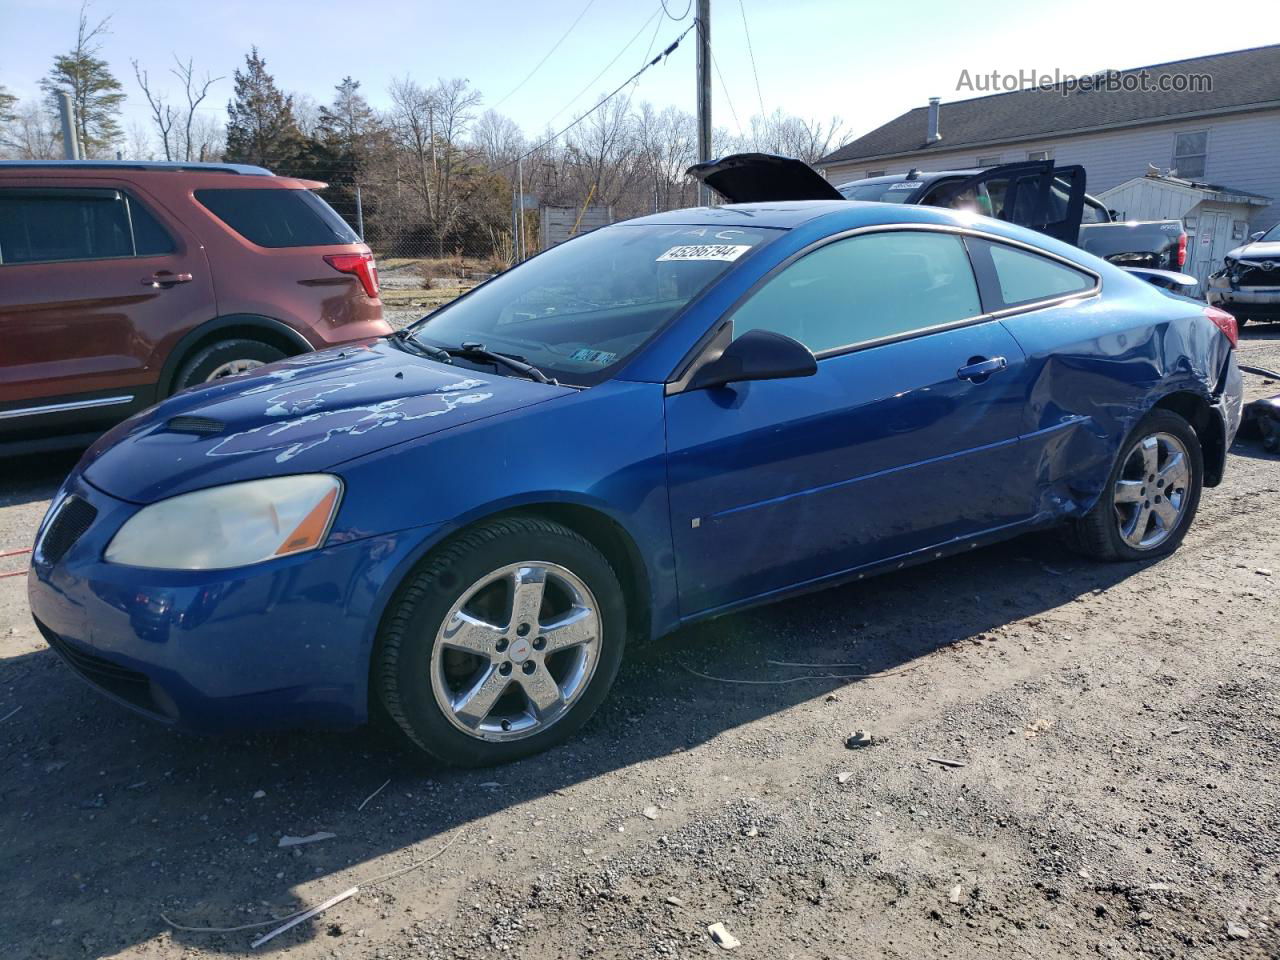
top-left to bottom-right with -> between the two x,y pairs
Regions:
1,511 -> 1164,957
0,450 -> 82,510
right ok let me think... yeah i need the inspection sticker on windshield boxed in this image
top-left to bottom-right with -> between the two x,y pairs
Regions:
887,182 -> 919,190
657,243 -> 752,262
570,348 -> 618,365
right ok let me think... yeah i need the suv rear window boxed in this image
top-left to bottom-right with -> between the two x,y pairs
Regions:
195,188 -> 359,247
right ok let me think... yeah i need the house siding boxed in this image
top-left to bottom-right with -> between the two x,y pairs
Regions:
820,108 -> 1280,231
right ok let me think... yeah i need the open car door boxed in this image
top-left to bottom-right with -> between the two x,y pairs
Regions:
930,161 -> 1087,244
685,152 -> 845,203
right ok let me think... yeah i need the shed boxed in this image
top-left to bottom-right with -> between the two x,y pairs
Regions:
1097,173 -> 1272,289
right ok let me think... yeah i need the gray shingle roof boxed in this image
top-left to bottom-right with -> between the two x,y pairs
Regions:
818,44 -> 1280,167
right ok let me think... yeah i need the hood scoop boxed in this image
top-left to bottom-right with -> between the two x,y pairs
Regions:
166,415 -> 226,435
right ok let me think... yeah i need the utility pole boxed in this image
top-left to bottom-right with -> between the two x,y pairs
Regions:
57,92 -> 80,160
695,0 -> 711,205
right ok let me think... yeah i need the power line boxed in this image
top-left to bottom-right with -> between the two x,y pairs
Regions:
737,0 -> 766,120
503,20 -> 696,172
660,0 -> 693,19
709,48 -> 743,136
541,6 -> 664,130
490,0 -> 600,111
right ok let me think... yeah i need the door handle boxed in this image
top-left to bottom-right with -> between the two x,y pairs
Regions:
956,356 -> 1008,382
143,271 -> 193,288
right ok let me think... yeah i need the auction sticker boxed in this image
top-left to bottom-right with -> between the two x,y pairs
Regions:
570,348 -> 618,365
657,244 -> 752,262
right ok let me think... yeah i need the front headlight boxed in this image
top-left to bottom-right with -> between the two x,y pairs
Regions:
105,475 -> 343,570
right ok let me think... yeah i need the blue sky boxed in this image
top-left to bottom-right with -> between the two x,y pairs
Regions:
3,0 -> 1278,146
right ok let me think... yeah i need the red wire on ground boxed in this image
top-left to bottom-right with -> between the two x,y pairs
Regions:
1,548 -> 32,558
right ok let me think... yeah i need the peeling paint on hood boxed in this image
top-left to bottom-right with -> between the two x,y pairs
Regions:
81,340 -> 575,503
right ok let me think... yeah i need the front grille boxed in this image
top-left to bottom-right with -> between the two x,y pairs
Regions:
39,496 -> 97,565
36,618 -> 160,715
1236,264 -> 1280,286
166,415 -> 225,435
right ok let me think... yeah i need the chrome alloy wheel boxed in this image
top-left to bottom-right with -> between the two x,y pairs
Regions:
429,562 -> 602,741
205,358 -> 266,381
1113,431 -> 1191,550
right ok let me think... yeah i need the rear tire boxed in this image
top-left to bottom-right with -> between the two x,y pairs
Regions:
173,339 -> 286,392
375,517 -> 626,767
1064,409 -> 1203,561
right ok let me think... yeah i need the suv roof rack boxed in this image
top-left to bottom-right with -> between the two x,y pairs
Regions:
0,160 -> 274,176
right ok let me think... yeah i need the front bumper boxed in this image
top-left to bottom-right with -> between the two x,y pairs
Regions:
1206,276 -> 1280,320
28,475 -> 438,732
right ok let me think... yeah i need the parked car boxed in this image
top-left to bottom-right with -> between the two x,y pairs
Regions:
689,153 -> 1189,276
1207,222 -> 1280,324
29,199 -> 1242,766
0,161 -> 390,454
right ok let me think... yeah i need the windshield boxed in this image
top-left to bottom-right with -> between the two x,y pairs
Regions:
407,223 -> 779,385
837,180 -> 924,203
1261,223 -> 1280,243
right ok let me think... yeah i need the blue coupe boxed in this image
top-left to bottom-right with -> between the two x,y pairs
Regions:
29,199 -> 1243,765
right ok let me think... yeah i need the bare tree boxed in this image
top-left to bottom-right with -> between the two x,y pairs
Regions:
3,103 -> 61,159
133,60 -> 176,159
472,109 -> 525,169
171,56 -> 222,161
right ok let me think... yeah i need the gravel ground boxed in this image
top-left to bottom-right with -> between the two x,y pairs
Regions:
2,330 -> 1278,960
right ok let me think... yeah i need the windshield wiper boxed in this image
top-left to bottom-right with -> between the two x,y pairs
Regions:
391,329 -> 452,362
446,342 -> 556,385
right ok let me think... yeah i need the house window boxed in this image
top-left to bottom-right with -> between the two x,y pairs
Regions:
1173,131 -> 1207,179
976,156 -> 1001,167
1026,150 -> 1051,161
865,170 -> 886,178
1233,220 -> 1248,241
1183,215 -> 1198,234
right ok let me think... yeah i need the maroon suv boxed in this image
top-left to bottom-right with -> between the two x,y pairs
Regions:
0,161 -> 391,453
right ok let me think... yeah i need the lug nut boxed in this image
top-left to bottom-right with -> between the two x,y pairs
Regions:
522,661 -> 536,675
499,662 -> 512,676
533,636 -> 546,651
516,623 -> 531,637
495,638 -> 509,653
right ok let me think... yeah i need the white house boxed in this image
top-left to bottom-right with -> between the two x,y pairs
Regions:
816,44 -> 1280,253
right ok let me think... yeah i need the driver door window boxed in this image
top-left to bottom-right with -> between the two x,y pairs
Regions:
730,230 -> 982,354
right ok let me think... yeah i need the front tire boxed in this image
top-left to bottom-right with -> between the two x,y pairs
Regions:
1065,409 -> 1203,561
173,339 -> 286,392
375,517 -> 626,767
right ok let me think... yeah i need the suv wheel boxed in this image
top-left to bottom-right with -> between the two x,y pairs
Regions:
375,517 -> 626,767
174,339 -> 286,391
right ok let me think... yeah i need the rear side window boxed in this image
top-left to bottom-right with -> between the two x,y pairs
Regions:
0,188 -> 174,264
732,231 -> 982,354
195,188 -> 359,247
980,240 -> 1094,308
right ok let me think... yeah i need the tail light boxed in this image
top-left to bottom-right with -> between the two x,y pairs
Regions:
1176,232 -> 1187,268
1204,304 -> 1238,348
323,252 -> 380,298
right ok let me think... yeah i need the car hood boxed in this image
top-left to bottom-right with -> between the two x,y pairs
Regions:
81,339 -> 575,503
1228,241 -> 1280,262
685,152 -> 845,203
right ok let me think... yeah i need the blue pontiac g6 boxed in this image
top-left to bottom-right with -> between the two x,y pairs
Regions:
29,199 -> 1243,765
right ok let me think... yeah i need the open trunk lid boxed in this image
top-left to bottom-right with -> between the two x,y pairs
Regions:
685,153 -> 844,203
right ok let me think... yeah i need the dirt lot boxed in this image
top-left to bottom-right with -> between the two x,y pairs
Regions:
2,332 -> 1279,960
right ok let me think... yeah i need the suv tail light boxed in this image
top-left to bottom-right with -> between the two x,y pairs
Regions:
1205,304 -> 1238,348
323,252 -> 379,298
1176,232 -> 1187,268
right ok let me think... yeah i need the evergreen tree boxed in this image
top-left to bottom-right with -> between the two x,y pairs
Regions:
317,76 -> 377,151
223,47 -> 305,171
0,85 -> 16,125
39,3 -> 126,156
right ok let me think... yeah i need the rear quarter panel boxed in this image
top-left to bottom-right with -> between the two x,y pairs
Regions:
998,266 -> 1229,521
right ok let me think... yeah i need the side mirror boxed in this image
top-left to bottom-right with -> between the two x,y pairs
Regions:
1251,231 -> 1266,242
689,328 -> 817,391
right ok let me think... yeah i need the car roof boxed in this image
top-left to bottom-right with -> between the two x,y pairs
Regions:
626,198 -> 993,231
837,170 -> 981,188
0,160 -> 274,176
